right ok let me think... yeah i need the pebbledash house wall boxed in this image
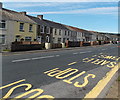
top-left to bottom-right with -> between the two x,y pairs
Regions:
1,20 -> 37,50
1,20 -> 15,50
14,21 -> 37,41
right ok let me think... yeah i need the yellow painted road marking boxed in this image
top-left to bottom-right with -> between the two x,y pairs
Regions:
84,63 -> 120,98
3,83 -> 32,98
68,62 -> 77,66
0,79 -> 25,90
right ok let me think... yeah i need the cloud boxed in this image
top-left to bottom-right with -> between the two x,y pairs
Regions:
27,7 -> 118,15
1,0 -> 119,2
3,2 -> 67,8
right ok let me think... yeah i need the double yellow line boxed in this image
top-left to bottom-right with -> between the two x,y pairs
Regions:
84,63 -> 120,98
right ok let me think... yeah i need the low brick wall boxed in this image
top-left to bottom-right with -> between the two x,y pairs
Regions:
51,43 -> 62,49
12,41 -> 40,45
11,43 -> 45,52
66,41 -> 81,47
93,41 -> 99,45
83,42 -> 91,46
104,41 -> 110,44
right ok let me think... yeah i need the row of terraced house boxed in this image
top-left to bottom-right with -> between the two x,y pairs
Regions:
0,3 -> 119,51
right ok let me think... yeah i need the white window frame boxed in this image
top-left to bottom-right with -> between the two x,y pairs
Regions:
29,24 -> 33,32
25,37 -> 32,41
40,25 -> 44,33
0,20 -> 6,29
65,30 -> 67,36
54,29 -> 57,35
19,23 -> 24,31
0,35 -> 5,44
58,37 -> 61,43
46,27 -> 50,34
59,29 -> 61,35
46,36 -> 50,43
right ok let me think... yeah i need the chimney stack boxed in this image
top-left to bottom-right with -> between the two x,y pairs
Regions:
19,11 -> 27,15
37,15 -> 43,20
0,2 -> 2,9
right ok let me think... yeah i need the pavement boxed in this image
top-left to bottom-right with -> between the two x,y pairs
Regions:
0,43 -> 119,99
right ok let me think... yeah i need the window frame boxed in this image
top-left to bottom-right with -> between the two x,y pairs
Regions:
40,25 -> 44,33
29,24 -> 33,32
0,35 -> 5,44
25,37 -> 32,41
54,29 -> 57,35
65,30 -> 67,36
59,29 -> 61,35
19,23 -> 24,32
46,27 -> 50,34
0,20 -> 6,29
58,37 -> 61,43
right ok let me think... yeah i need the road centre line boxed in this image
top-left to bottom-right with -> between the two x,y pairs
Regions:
80,51 -> 92,54
68,62 -> 77,66
73,53 -> 78,55
12,55 -> 59,63
101,49 -> 106,51
32,56 -> 54,60
12,58 -> 31,63
56,55 -> 60,57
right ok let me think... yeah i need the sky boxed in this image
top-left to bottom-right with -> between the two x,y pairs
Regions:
2,1 -> 119,33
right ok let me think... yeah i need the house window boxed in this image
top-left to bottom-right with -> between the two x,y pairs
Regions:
46,27 -> 50,34
0,20 -> 6,29
68,31 -> 70,36
54,29 -> 57,35
58,38 -> 61,43
46,36 -> 50,43
65,31 -> 67,36
63,38 -> 66,43
71,32 -> 73,36
75,32 -> 77,36
59,30 -> 61,35
19,23 -> 24,31
29,24 -> 33,32
25,37 -> 31,41
40,25 -> 44,33
0,35 -> 5,44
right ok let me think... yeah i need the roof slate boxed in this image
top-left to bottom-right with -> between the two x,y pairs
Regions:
1,8 -> 36,24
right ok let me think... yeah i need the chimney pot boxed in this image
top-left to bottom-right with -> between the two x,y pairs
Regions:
20,11 -> 26,15
0,2 -> 2,9
37,15 -> 43,20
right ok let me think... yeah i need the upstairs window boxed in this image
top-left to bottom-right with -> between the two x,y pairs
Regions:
46,27 -> 50,34
40,25 -> 44,33
29,24 -> 33,32
68,31 -> 70,36
19,23 -> 24,31
0,20 -> 6,29
54,29 -> 57,35
65,31 -> 67,36
59,30 -> 61,35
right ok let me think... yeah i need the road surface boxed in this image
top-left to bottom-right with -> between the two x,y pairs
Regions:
1,44 -> 119,99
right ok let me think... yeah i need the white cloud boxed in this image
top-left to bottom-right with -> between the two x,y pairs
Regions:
27,7 -> 118,15
1,0 -> 119,2
3,2 -> 66,8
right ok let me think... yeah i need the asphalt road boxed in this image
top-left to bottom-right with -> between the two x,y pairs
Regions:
1,44 -> 119,99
